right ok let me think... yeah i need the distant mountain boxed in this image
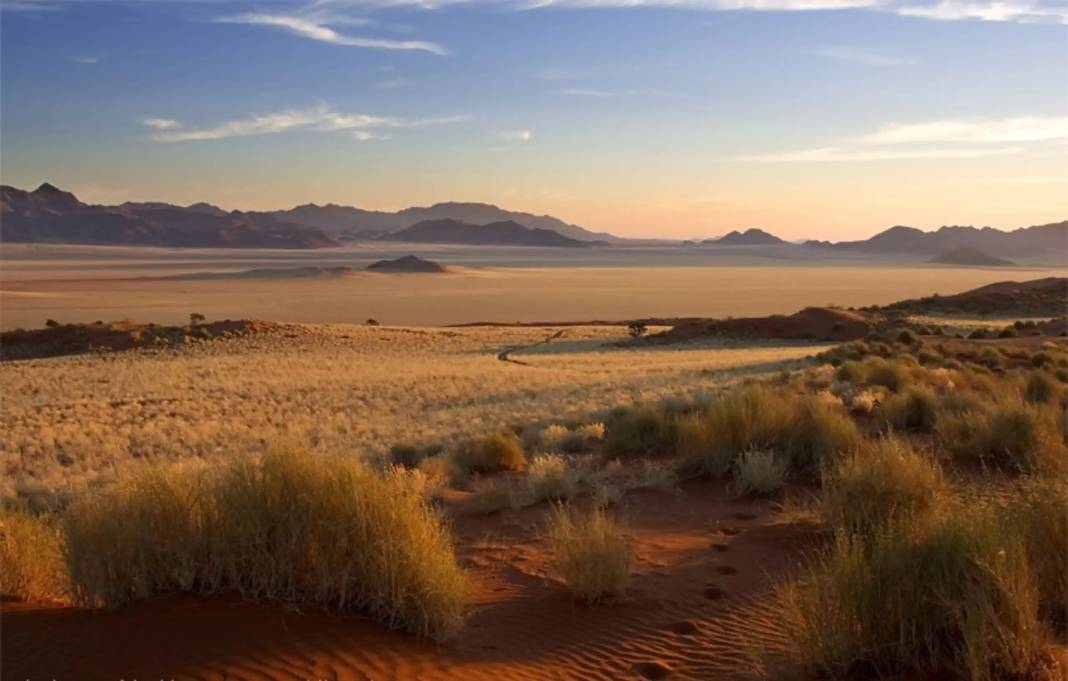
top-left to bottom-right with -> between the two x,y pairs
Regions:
811,221 -> 1066,260
366,254 -> 450,273
928,247 -> 1016,267
267,201 -> 617,243
391,219 -> 589,248
711,228 -> 785,246
2,183 -> 338,249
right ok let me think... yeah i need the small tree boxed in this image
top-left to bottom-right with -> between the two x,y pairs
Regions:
45,319 -> 60,328
628,323 -> 647,338
189,313 -> 206,327
366,318 -> 380,326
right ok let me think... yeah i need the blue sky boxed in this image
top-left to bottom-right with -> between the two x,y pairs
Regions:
1,0 -> 1066,239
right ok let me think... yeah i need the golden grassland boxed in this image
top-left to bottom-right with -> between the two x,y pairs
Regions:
0,323 -> 823,507
2,319 -> 1067,679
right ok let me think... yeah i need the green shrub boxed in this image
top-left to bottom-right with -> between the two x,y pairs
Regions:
64,450 -> 466,641
776,511 -> 1052,681
896,328 -> 917,344
876,386 -> 938,433
603,406 -> 678,459
1030,352 -> 1051,368
452,432 -> 526,474
545,504 -> 631,604
822,438 -> 945,536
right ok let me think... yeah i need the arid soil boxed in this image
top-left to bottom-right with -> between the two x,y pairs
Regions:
1,477 -> 815,681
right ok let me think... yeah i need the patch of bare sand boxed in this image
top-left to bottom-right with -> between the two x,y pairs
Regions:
1,478 -> 817,680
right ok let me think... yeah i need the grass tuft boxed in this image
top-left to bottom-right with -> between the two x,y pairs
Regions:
545,504 -> 631,604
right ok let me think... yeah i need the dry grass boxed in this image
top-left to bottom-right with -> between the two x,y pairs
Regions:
62,449 -> 466,641
526,454 -> 581,503
0,507 -> 68,602
776,510 -> 1056,681
822,438 -> 946,536
544,503 -> 632,604
1,324 -> 819,507
732,449 -> 789,497
451,432 -> 527,475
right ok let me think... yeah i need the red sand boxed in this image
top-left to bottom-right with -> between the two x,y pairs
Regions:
2,479 -> 819,680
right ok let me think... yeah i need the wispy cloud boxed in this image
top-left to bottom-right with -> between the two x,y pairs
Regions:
497,129 -> 532,141
894,0 -> 1068,23
742,115 -> 1067,162
72,55 -> 101,64
0,0 -> 61,12
143,105 -> 468,142
854,116 -> 1068,144
141,117 -> 180,131
558,87 -> 677,97
212,12 -> 448,55
741,146 -> 1021,162
811,46 -> 917,66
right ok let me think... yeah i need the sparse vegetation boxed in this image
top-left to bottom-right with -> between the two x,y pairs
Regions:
545,504 -> 631,604
733,449 -> 788,497
452,432 -> 527,474
604,405 -> 678,458
0,508 -> 68,602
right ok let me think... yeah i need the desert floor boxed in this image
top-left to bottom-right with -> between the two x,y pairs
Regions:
3,243 -> 1065,329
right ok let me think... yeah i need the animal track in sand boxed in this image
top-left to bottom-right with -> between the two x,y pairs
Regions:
717,526 -> 742,536
703,586 -> 725,600
711,543 -> 729,552
671,620 -> 699,635
633,661 -> 672,679
732,512 -> 758,521
715,565 -> 739,576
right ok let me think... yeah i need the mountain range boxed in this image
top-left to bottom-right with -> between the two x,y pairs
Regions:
1,182 -> 1064,260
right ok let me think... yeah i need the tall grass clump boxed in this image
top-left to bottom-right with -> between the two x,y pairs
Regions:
938,404 -> 1067,475
603,405 -> 678,459
876,386 -> 938,433
864,357 -> 910,392
1010,478 -> 1068,624
64,450 -> 466,641
733,449 -> 789,497
0,507 -> 68,602
545,504 -> 631,603
1024,371 -> 1056,404
681,387 -> 860,475
776,511 -> 1054,681
526,454 -> 580,503
451,431 -> 526,474
822,439 -> 945,536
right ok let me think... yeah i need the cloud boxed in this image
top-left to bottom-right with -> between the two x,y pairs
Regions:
141,117 -> 180,130
893,0 -> 1068,23
143,105 -> 467,142
853,116 -> 1068,144
212,12 -> 448,55
741,145 -> 1021,161
811,46 -> 917,66
0,0 -> 60,12
72,55 -> 100,64
497,129 -> 532,141
558,87 -> 677,97
742,115 -> 1066,162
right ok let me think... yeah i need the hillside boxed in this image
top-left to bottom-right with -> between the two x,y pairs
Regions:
927,246 -> 1016,267
813,221 -> 1066,260
366,255 -> 450,273
883,277 -> 1067,316
268,201 -> 617,243
711,228 -> 785,246
390,219 -> 589,248
1,184 -> 338,249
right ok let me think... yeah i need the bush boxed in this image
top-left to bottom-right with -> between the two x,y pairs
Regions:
390,443 -> 424,468
822,439 -> 945,536
64,450 -> 466,641
452,432 -> 526,474
0,508 -> 68,602
865,358 -> 910,392
776,510 -> 1052,681
526,454 -> 580,503
1024,372 -> 1056,404
998,327 -> 1018,339
471,477 -> 518,514
968,328 -> 989,340
896,328 -> 916,344
733,449 -> 788,497
937,404 -> 1067,475
681,387 -> 860,475
603,406 -> 678,459
876,386 -> 938,433
545,504 -> 631,603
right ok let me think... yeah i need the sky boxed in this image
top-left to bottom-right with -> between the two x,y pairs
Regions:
1,0 -> 1066,240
